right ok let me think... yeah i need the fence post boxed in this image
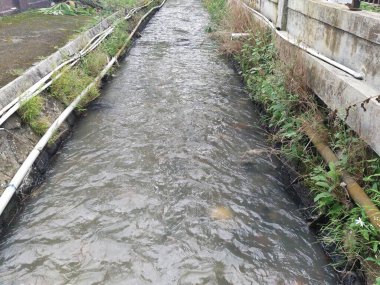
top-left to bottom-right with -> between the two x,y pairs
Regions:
18,0 -> 29,11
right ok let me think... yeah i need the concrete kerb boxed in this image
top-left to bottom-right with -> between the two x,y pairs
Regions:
0,11 -> 122,111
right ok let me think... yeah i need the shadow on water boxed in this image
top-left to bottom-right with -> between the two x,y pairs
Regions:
0,0 -> 338,284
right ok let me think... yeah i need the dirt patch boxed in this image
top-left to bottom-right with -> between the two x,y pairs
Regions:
0,11 -> 93,88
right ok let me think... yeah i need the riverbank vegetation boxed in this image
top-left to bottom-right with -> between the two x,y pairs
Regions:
18,0 -> 160,139
361,2 -> 380,13
18,96 -> 50,136
203,0 -> 380,283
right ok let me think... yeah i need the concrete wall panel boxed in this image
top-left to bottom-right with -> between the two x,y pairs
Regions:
260,0 -> 278,24
243,1 -> 380,155
286,8 -> 380,89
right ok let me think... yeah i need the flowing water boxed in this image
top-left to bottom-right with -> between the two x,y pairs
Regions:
0,0 -> 338,284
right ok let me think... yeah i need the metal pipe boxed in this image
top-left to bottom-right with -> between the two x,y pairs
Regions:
0,0 -> 166,216
303,122 -> 380,231
231,33 -> 250,40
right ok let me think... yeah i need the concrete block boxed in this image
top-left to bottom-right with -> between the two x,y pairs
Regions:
286,0 -> 380,89
260,0 -> 278,23
276,33 -> 380,155
276,0 -> 288,30
245,5 -> 380,155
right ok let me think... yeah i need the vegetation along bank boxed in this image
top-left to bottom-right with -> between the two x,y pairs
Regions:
203,0 -> 380,284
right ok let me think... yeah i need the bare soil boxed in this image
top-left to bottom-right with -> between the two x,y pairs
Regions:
0,11 -> 93,88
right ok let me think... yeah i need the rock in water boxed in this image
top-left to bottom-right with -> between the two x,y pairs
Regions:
210,207 -> 233,220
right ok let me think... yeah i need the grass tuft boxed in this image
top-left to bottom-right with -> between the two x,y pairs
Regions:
101,21 -> 129,57
51,68 -> 93,106
81,50 -> 109,77
18,96 -> 50,135
204,0 -> 227,24
19,96 -> 44,123
30,118 -> 50,136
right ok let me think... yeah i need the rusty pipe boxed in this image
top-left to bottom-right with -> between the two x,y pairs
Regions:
303,122 -> 380,231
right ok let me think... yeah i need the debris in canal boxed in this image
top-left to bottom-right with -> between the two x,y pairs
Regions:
210,206 -> 233,220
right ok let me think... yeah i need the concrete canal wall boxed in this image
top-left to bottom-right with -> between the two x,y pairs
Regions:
242,0 -> 380,155
0,0 -> 50,16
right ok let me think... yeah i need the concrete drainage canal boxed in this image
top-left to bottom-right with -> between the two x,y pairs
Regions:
0,0 -> 339,283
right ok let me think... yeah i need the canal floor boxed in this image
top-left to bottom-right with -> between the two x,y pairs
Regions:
0,0 -> 338,284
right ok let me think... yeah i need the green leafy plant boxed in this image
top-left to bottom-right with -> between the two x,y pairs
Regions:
18,96 -> 50,135
101,21 -> 129,57
361,2 -> 380,13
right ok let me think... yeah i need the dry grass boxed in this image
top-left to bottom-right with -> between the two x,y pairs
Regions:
211,0 -> 257,55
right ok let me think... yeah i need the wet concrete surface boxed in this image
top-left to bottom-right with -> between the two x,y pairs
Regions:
0,11 -> 93,88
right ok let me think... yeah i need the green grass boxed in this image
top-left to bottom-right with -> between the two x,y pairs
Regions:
50,68 -> 94,107
361,2 -> 380,13
79,85 -> 100,110
81,50 -> 109,77
30,118 -> 50,136
99,0 -> 139,13
101,21 -> 129,57
203,0 -> 227,24
19,96 -> 44,122
18,96 -> 50,135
